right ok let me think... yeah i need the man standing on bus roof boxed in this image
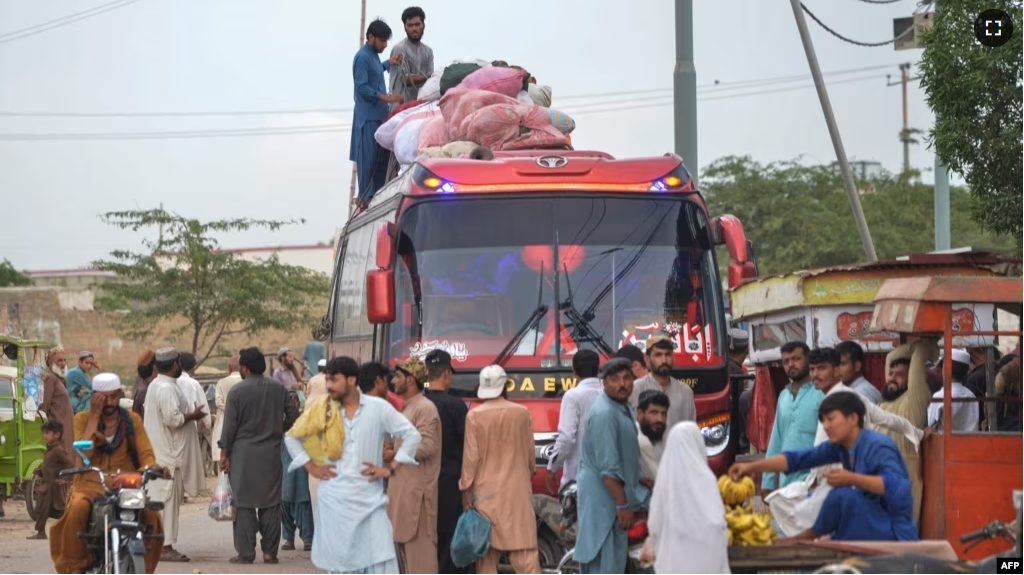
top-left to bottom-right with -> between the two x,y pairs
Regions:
629,336 -> 696,431
421,349 -> 470,574
352,19 -> 403,212
389,7 -> 433,105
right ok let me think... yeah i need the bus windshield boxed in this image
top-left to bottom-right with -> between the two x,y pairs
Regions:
389,195 -> 726,371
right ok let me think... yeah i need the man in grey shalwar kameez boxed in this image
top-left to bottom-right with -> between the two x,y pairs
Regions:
218,347 -> 300,564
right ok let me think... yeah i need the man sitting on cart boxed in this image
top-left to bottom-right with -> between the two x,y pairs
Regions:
730,392 -> 917,542
49,373 -> 170,574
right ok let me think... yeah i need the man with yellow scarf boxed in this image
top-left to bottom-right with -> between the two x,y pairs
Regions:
285,356 -> 421,574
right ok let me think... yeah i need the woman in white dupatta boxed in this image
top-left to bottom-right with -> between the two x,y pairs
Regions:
644,422 -> 731,574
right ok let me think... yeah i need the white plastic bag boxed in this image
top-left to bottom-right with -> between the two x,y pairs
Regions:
765,467 -> 835,536
208,472 -> 236,522
418,73 -> 442,101
374,102 -> 434,150
394,117 -> 429,165
516,90 -> 533,104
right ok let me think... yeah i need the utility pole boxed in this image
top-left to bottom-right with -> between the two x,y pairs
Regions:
348,0 -> 367,215
887,63 -> 922,174
789,0 -> 878,262
158,202 -> 165,246
673,0 -> 699,186
931,1 -> 951,251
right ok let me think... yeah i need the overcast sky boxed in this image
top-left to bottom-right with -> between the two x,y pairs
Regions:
0,0 -> 944,271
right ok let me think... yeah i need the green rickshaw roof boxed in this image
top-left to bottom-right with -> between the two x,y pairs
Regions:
0,334 -> 51,348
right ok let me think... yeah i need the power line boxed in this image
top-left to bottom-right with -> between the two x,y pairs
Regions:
0,0 -> 146,45
0,74 -> 889,141
0,64 -> 903,118
801,3 -> 915,47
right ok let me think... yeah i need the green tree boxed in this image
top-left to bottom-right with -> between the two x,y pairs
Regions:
918,0 -> 1023,239
94,209 -> 330,366
0,259 -> 31,287
703,156 -> 1019,275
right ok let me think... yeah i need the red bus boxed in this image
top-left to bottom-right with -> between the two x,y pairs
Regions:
325,149 -> 756,486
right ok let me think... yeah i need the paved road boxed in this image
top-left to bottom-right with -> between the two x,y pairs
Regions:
0,481 -> 320,574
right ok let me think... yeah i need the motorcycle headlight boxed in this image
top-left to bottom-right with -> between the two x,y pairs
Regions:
119,509 -> 138,522
117,489 -> 146,510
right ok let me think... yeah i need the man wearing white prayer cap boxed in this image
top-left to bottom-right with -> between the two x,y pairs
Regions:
927,348 -> 979,433
49,372 -> 169,573
143,347 -> 207,564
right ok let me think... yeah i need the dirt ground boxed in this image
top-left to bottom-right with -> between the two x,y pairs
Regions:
0,477 -> 319,574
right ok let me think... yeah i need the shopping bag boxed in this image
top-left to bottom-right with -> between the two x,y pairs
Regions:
208,472 -> 236,522
765,466 -> 835,536
450,505 -> 492,567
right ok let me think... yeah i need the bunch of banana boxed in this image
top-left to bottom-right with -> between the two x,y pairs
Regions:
717,474 -> 757,506
724,505 -> 775,547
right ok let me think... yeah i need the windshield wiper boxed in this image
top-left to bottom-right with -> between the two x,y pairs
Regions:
493,261 -> 549,367
560,263 -> 616,356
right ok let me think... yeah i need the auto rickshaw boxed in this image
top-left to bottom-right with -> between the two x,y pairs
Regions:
0,334 -> 55,518
869,275 -> 1023,560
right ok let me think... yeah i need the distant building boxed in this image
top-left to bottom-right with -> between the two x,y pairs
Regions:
830,159 -> 885,195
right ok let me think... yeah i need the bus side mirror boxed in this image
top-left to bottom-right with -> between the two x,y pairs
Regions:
366,270 -> 396,324
728,261 -> 758,290
713,215 -> 749,263
376,222 -> 395,271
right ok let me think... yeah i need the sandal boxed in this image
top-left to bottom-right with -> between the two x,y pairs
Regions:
26,532 -> 47,540
281,541 -> 295,551
229,556 -> 254,564
161,549 -> 191,562
264,555 -> 279,564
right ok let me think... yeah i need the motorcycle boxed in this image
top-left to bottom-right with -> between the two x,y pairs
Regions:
813,490 -> 1022,574
555,481 -> 654,574
59,440 -> 166,574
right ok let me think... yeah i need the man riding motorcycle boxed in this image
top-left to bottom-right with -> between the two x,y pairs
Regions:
50,373 -> 169,574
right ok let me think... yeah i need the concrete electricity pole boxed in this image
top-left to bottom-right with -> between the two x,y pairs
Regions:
673,0 -> 699,186
348,0 -> 368,214
789,0 -> 878,262
887,62 -> 922,174
931,0 -> 951,251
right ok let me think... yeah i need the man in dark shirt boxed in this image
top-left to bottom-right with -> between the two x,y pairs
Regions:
422,350 -> 471,574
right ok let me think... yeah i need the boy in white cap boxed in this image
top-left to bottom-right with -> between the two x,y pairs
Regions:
927,348 -> 980,432
458,365 -> 540,574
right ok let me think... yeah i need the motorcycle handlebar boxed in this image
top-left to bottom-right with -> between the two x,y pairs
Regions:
59,466 -> 101,478
960,522 -> 1003,543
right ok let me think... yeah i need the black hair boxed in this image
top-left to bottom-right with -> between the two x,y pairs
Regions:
401,6 -> 425,24
239,347 -> 267,375
358,362 -> 390,393
326,356 -> 360,378
645,338 -> 675,356
426,363 -> 450,382
951,361 -> 970,382
781,341 -> 810,356
179,352 -> 197,372
42,420 -> 64,436
572,349 -> 600,379
637,389 -> 670,411
836,340 -> 865,365
137,362 -> 155,380
155,358 -> 178,374
818,391 -> 866,428
808,347 -> 840,367
366,19 -> 392,41
616,345 -> 645,366
889,357 -> 911,369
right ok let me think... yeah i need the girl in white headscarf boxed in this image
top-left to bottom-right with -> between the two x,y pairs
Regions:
644,421 -> 731,574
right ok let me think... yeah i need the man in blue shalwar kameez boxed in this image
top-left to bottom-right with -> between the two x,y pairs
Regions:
731,392 -> 918,542
351,19 -> 403,211
575,357 -> 646,574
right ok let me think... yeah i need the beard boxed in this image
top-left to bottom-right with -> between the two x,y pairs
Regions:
640,422 -> 665,443
882,383 -> 908,402
50,364 -> 67,378
652,363 -> 672,377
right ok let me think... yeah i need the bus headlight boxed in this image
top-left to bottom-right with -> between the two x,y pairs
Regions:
699,413 -> 730,458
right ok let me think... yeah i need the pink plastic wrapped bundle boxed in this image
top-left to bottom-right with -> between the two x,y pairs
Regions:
458,103 -> 569,150
418,115 -> 448,150
459,66 -> 528,98
208,472 -> 236,522
439,88 -> 521,141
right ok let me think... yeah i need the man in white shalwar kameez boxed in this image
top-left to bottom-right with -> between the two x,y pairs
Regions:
144,347 -> 206,563
642,422 -> 730,574
285,356 -> 421,574
177,353 -> 211,498
211,356 -> 242,463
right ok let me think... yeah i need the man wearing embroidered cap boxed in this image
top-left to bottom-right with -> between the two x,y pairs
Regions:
143,347 -> 207,563
576,357 -> 644,573
459,365 -> 540,573
49,372 -> 170,574
927,348 -> 979,432
387,356 -> 442,574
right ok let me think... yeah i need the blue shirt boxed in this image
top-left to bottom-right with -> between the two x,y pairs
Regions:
784,428 -> 917,541
66,366 -> 92,413
763,382 -> 824,489
575,392 -> 643,565
352,43 -> 393,127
